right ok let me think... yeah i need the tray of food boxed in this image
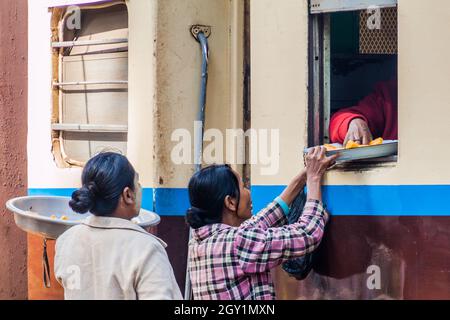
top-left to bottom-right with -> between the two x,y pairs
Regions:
304,138 -> 398,162
6,196 -> 161,240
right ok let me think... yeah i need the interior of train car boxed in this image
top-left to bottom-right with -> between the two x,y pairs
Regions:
330,9 -> 397,119
309,3 -> 398,165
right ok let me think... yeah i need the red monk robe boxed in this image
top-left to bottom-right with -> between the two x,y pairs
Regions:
329,78 -> 398,144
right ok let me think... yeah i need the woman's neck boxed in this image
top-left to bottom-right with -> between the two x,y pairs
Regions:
221,211 -> 246,227
109,208 -> 135,221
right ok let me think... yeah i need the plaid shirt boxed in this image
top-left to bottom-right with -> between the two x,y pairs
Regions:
188,199 -> 329,300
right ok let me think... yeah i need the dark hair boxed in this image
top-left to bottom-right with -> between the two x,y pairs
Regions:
186,164 -> 240,229
69,152 -> 136,216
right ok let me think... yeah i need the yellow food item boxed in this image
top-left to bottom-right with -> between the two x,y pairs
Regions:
324,137 -> 383,151
345,140 -> 360,149
324,144 -> 344,151
50,215 -> 57,220
324,144 -> 337,151
61,215 -> 68,221
369,137 -> 383,146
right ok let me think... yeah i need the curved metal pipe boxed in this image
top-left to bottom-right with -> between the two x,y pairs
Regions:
185,31 -> 209,300
194,32 -> 209,172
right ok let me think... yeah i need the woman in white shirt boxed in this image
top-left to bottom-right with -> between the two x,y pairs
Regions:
54,152 -> 182,300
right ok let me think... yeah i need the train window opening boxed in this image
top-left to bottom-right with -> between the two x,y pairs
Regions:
308,1 -> 398,166
51,2 -> 128,167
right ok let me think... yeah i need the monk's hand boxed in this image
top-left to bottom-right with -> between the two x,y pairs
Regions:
343,118 -> 373,146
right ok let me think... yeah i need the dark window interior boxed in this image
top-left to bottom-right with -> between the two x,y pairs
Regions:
330,11 -> 397,115
308,8 -> 399,167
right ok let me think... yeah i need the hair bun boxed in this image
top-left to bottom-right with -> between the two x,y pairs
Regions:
185,206 -> 210,229
86,181 -> 99,196
69,182 -> 98,214
187,206 -> 209,215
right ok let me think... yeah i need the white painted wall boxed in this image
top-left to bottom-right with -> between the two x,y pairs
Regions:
28,0 -> 82,189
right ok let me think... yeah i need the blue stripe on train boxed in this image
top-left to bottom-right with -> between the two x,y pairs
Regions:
27,187 -> 189,217
252,185 -> 450,216
28,187 -> 158,213
29,185 -> 450,216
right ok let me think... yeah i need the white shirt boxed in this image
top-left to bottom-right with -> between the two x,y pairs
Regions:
54,215 -> 183,300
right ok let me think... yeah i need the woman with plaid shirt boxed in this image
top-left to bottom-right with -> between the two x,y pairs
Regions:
186,146 -> 337,300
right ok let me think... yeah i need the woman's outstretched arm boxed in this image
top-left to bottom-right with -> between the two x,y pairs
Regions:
241,146 -> 337,230
240,170 -> 307,230
234,200 -> 328,274
235,147 -> 338,273
279,169 -> 307,206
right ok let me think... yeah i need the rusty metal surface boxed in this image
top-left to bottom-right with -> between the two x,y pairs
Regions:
0,0 -> 28,300
273,216 -> 450,299
27,235 -> 64,300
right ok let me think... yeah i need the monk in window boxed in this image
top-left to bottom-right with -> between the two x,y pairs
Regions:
329,78 -> 397,145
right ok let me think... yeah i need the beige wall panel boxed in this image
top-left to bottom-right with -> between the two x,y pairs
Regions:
251,0 -> 309,185
154,0 -> 244,188
127,0 -> 158,187
252,0 -> 450,186
326,0 -> 450,185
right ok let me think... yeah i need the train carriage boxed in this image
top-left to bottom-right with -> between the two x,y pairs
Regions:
22,0 -> 450,299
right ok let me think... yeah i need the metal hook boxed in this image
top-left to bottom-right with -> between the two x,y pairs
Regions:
190,25 -> 211,41
43,238 -> 51,288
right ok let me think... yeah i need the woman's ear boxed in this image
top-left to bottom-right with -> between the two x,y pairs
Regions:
122,187 -> 135,205
224,195 -> 237,213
